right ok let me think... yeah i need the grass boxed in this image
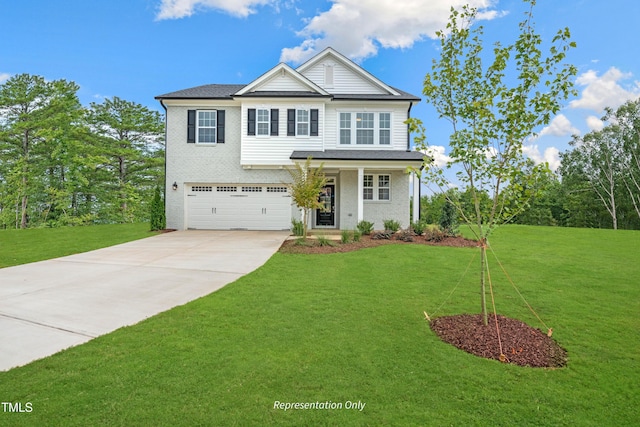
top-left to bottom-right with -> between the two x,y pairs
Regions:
0,223 -> 155,268
0,225 -> 638,425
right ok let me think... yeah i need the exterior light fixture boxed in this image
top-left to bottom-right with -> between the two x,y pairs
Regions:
172,182 -> 178,191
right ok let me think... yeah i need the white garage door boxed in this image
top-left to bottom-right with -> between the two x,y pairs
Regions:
187,184 -> 291,230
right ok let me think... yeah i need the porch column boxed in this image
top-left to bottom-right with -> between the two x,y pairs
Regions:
357,167 -> 364,222
412,171 -> 421,223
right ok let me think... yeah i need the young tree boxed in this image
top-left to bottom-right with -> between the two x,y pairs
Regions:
149,186 -> 166,231
286,157 -> 327,239
408,0 -> 577,324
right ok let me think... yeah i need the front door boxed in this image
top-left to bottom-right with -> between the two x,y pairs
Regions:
316,184 -> 335,227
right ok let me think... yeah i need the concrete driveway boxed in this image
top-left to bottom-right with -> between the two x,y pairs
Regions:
0,230 -> 289,371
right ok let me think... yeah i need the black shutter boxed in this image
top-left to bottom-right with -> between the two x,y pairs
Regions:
310,109 -> 319,136
217,110 -> 225,143
270,109 -> 279,136
187,110 -> 196,143
247,109 -> 256,136
287,109 -> 296,136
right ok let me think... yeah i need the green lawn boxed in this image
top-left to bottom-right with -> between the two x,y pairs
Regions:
0,225 -> 638,426
0,223 -> 155,268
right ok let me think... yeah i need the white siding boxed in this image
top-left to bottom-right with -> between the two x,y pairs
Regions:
258,73 -> 311,92
302,61 -> 388,95
241,102 -> 325,165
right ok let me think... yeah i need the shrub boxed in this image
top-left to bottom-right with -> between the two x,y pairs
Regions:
357,220 -> 374,235
395,229 -> 414,242
352,229 -> 362,242
340,229 -> 351,244
411,221 -> 427,236
424,227 -> 447,242
383,219 -> 401,233
316,234 -> 335,247
293,237 -> 310,246
291,219 -> 305,236
371,231 -> 393,240
149,186 -> 165,231
439,200 -> 459,236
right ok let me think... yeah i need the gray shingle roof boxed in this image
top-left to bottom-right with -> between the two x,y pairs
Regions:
155,84 -> 246,100
290,150 -> 426,162
156,85 -> 420,101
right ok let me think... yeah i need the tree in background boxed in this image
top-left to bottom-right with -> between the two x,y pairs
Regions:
286,157 -> 327,239
408,0 -> 577,324
0,74 -> 84,228
86,96 -> 164,223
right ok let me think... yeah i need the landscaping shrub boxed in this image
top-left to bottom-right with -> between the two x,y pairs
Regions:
356,220 -> 374,235
371,231 -> 393,240
424,227 -> 447,242
149,186 -> 165,231
316,234 -> 335,247
395,229 -> 414,242
439,200 -> 459,236
383,219 -> 401,233
291,219 -> 304,236
411,221 -> 427,235
352,229 -> 361,242
340,229 -> 351,244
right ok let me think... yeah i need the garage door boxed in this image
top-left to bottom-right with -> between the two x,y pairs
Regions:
187,184 -> 292,230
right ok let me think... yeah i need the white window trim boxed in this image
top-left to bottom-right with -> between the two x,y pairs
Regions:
196,110 -> 217,144
337,111 -> 392,146
296,108 -> 309,137
363,174 -> 391,202
257,108 -> 270,137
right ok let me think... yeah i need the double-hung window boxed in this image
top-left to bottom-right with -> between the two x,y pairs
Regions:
363,174 -> 391,201
257,109 -> 270,136
339,112 -> 391,145
287,108 -> 319,136
297,110 -> 309,136
197,110 -> 217,143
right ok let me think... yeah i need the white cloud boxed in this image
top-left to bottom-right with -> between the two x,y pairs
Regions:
0,73 -> 10,84
421,145 -> 451,168
539,114 -> 580,138
156,0 -> 273,19
569,67 -> 640,112
522,144 -> 561,171
586,115 -> 604,131
280,0 -> 503,63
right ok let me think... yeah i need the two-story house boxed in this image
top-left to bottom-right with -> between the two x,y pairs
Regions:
156,48 -> 425,231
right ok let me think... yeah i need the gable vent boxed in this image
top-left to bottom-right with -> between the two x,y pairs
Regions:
324,64 -> 334,87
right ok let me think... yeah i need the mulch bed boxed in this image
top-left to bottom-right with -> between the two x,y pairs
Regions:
279,233 -> 479,254
430,314 -> 567,368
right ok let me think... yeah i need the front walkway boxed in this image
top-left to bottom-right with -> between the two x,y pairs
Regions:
0,230 -> 289,371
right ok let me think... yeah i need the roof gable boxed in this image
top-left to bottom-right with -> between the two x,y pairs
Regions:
296,48 -> 400,96
235,63 -> 329,96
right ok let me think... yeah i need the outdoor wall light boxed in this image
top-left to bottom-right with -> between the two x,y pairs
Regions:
172,182 -> 178,191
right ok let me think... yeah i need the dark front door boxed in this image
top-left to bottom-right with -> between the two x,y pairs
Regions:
316,184 -> 335,226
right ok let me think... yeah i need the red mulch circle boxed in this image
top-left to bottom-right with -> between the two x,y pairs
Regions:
430,314 -> 567,368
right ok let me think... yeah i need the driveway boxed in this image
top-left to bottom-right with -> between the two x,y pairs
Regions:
0,230 -> 289,371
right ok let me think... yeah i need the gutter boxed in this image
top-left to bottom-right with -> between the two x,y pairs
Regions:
406,101 -> 414,151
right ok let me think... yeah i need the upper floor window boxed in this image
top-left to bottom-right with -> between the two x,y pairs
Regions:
187,109 -> 225,144
257,109 -> 270,136
339,112 -> 391,146
287,108 -> 319,137
197,111 -> 217,143
297,110 -> 309,136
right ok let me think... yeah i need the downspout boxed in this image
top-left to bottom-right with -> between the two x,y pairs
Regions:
159,99 -> 168,220
406,101 -> 414,151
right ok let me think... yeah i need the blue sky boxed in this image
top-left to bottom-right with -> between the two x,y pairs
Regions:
2,0 -> 639,174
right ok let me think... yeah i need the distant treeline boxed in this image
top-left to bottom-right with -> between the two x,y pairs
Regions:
0,74 -> 164,229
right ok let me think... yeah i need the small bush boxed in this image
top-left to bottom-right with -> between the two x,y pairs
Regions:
293,237 -> 310,246
149,186 -> 165,231
291,219 -> 304,236
357,220 -> 374,235
424,227 -> 447,242
371,231 -> 393,240
341,229 -> 351,244
411,221 -> 427,236
316,234 -> 335,247
383,219 -> 401,233
352,229 -> 362,242
395,229 -> 414,242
